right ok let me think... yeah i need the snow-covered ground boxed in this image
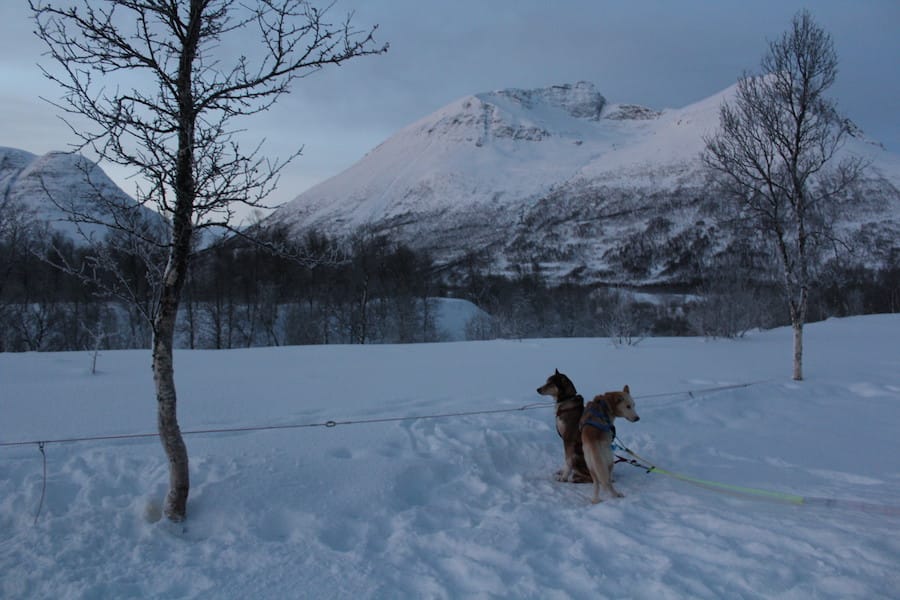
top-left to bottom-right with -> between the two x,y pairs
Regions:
1,315 -> 899,599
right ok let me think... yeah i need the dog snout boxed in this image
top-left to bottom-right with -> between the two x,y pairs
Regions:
633,416 -> 640,422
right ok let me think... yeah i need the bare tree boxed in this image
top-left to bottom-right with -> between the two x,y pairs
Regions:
32,0 -> 386,521
703,9 -> 862,380
598,288 -> 645,347
0,195 -> 37,302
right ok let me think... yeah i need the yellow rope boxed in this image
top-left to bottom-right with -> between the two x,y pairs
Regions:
619,445 -> 805,505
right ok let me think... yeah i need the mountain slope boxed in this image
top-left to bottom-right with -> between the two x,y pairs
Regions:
0,146 -> 155,242
271,82 -> 900,284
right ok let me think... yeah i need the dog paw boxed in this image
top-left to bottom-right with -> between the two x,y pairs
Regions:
591,497 -> 602,504
614,491 -> 624,498
555,469 -> 573,482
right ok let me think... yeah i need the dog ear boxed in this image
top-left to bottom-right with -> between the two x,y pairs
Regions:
555,368 -> 560,376
623,385 -> 630,394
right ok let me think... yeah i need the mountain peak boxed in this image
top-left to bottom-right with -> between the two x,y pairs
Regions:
271,81 -> 900,284
480,81 -> 607,121
416,81 -> 608,145
1,147 -> 164,243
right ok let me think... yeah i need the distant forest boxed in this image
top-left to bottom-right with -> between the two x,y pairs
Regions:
1,218 -> 897,353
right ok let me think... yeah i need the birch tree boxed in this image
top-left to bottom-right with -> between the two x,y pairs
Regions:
703,10 -> 861,380
32,0 -> 386,521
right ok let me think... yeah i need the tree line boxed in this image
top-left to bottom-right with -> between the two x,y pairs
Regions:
0,219 -> 437,351
2,213 -> 896,353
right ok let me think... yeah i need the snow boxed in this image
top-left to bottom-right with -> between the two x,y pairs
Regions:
2,315 -> 899,598
433,297 -> 489,341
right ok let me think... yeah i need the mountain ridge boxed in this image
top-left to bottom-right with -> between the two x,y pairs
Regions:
0,146 -> 153,242
270,81 -> 900,284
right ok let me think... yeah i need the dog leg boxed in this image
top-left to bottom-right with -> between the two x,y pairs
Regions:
556,465 -> 573,482
592,468 -> 623,501
585,443 -> 623,502
557,445 -> 572,481
607,464 -> 623,497
604,453 -> 624,498
605,480 -> 624,499
583,441 -> 604,503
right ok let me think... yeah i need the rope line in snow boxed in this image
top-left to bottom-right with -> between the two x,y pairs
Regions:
614,439 -> 900,517
635,379 -> 774,401
0,402 -> 554,449
0,380 -> 770,450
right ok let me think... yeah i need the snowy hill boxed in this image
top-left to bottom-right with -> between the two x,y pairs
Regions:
2,315 -> 899,597
271,82 -> 900,283
0,146 -> 156,242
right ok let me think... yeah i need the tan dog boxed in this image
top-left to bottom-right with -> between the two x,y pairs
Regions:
537,369 -> 591,483
580,385 -> 640,503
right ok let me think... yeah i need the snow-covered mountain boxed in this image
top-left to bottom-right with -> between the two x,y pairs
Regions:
271,81 -> 900,284
0,146 -> 155,242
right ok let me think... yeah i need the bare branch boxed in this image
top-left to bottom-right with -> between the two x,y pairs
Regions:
31,0 -> 386,521
702,9 -> 865,381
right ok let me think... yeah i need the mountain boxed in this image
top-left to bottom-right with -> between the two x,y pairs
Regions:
270,82 -> 900,284
0,146 -> 156,242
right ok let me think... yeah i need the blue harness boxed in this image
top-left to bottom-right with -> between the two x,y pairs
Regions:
580,407 -> 616,440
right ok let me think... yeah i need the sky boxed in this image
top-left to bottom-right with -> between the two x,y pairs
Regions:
1,1 -> 898,219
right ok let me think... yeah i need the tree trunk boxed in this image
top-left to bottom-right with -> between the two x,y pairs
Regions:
153,214 -> 194,521
791,319 -> 803,381
150,0 -> 203,522
774,221 -> 807,382
358,274 -> 369,344
153,295 -> 190,521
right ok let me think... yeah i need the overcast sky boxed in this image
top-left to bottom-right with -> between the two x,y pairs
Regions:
2,1 -> 897,217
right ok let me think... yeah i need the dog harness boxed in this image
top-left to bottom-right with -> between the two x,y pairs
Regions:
581,407 -> 616,440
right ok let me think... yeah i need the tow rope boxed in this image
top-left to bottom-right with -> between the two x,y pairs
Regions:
613,441 -> 900,517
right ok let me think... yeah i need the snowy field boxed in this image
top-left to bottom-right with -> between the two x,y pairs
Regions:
1,315 -> 899,599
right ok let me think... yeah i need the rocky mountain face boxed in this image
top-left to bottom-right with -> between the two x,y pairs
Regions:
270,82 -> 900,286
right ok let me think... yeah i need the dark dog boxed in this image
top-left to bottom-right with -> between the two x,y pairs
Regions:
580,385 -> 640,503
537,369 -> 592,483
